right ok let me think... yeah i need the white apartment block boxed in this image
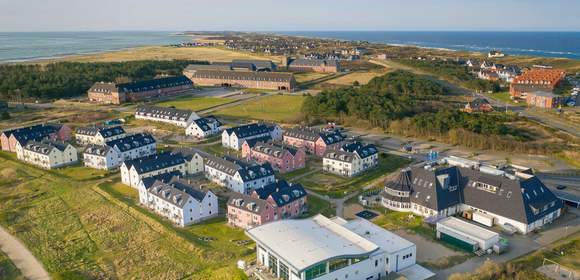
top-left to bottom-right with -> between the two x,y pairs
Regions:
19,140 -> 78,169
185,116 -> 222,138
75,126 -> 126,146
204,155 -> 275,194
82,144 -> 123,170
135,105 -> 199,127
139,176 -> 218,227
323,142 -> 378,177
222,123 -> 279,150
121,151 -> 203,188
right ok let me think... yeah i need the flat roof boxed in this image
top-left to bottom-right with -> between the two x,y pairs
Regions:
335,217 -> 415,254
246,215 -> 379,272
399,264 -> 436,280
437,217 -> 498,241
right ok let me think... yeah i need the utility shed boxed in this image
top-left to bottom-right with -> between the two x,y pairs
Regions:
436,217 -> 499,252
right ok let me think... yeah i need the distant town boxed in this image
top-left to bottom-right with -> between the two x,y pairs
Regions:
0,31 -> 578,280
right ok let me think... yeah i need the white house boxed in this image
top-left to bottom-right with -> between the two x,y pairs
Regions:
323,142 -> 378,177
135,105 -> 199,127
381,158 -> 563,234
75,126 -> 126,146
204,155 -> 275,194
121,151 -> 203,188
106,133 -> 157,161
222,123 -> 280,150
139,175 -> 218,227
83,144 -> 123,170
246,214 -> 421,280
185,116 -> 222,138
19,140 -> 78,169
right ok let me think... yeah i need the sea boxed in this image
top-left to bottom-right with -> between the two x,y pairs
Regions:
0,31 -> 579,63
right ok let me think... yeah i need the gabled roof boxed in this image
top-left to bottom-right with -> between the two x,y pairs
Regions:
117,76 -> 192,93
323,149 -> 358,163
205,154 -> 274,182
136,105 -> 196,122
190,70 -> 294,83
252,180 -> 307,207
284,127 -> 345,144
124,151 -> 185,175
227,193 -> 271,214
190,116 -> 222,132
83,144 -> 113,156
3,123 -> 62,144
148,177 -> 211,207
250,141 -> 298,158
238,163 -> 275,182
76,126 -> 125,138
467,98 -> 491,109
140,171 -> 182,190
106,133 -> 156,152
341,142 -> 378,159
24,140 -> 70,155
242,136 -> 273,149
289,58 -> 338,67
225,123 -> 270,139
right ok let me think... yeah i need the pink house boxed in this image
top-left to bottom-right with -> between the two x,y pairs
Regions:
1,124 -> 71,152
283,127 -> 345,157
227,180 -> 307,229
242,141 -> 305,174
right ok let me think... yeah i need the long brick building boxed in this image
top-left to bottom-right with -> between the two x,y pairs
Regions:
88,76 -> 194,104
283,57 -> 341,73
184,69 -> 295,91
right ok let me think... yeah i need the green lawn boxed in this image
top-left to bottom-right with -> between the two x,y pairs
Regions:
155,96 -> 235,111
303,195 -> 335,218
0,152 -> 250,280
214,95 -> 306,123
0,251 -> 22,280
484,91 -> 522,106
297,154 -> 412,198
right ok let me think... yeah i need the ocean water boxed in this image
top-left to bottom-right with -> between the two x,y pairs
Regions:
279,31 -> 580,60
1,31 -> 579,63
0,31 -> 190,63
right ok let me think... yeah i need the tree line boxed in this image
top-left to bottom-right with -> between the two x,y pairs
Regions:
0,60 -> 208,101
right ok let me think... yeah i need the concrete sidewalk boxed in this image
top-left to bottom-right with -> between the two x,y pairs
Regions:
0,226 -> 50,280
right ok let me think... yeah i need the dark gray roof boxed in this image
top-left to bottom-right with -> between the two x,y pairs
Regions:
140,171 -> 182,190
24,140 -> 69,155
136,105 -> 195,122
148,177 -> 211,207
124,151 -> 185,175
190,70 -> 294,83
383,165 -> 563,224
251,142 -> 299,158
242,136 -> 273,149
76,126 -> 125,138
323,149 -> 357,163
191,116 -> 222,132
205,154 -> 274,182
232,59 -> 276,71
252,180 -> 307,207
106,133 -> 156,152
227,193 -> 271,214
3,123 -> 62,145
225,123 -> 270,139
184,64 -> 232,71
289,58 -> 338,67
467,98 -> 491,109
83,144 -> 113,156
284,127 -> 345,145
89,76 -> 192,94
341,142 -> 378,159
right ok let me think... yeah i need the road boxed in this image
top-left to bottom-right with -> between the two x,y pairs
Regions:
0,225 -> 50,280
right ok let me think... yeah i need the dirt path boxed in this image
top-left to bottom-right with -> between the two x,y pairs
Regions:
0,225 -> 50,280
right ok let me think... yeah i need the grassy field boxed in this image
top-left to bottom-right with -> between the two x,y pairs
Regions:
304,195 -> 335,218
155,96 -> 235,111
214,94 -> 306,123
41,46 -> 281,64
0,152 -> 251,280
297,154 -> 412,198
483,91 -> 522,106
324,70 -> 390,86
512,232 -> 580,271
0,250 -> 22,280
294,72 -> 333,84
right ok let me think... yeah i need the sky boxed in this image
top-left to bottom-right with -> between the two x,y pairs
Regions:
0,0 -> 579,32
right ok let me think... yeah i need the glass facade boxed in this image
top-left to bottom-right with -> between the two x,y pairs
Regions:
279,262 -> 289,280
269,253 -> 278,275
329,258 -> 349,272
304,262 -> 327,280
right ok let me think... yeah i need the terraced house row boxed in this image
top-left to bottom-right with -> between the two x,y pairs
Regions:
82,133 -> 156,170
323,142 -> 379,177
283,127 -> 346,157
88,75 -> 194,104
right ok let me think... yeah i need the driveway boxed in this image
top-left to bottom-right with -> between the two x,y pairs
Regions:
0,225 -> 50,280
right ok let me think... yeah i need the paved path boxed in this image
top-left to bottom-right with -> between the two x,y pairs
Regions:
0,226 -> 50,280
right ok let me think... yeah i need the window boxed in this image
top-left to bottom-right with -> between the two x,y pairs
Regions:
279,262 -> 289,280
329,258 -> 349,272
375,260 -> 378,267
268,254 -> 278,276
305,262 -> 326,280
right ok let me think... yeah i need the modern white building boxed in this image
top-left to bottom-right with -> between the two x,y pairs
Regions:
381,158 -> 563,234
436,217 -> 500,252
204,155 -> 275,194
19,140 -> 78,169
185,116 -> 222,138
122,150 -> 204,188
246,214 -> 418,280
135,105 -> 199,127
106,133 -> 157,161
75,126 -> 126,146
139,175 -> 218,227
222,123 -> 280,150
82,144 -> 123,170
323,142 -> 378,177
